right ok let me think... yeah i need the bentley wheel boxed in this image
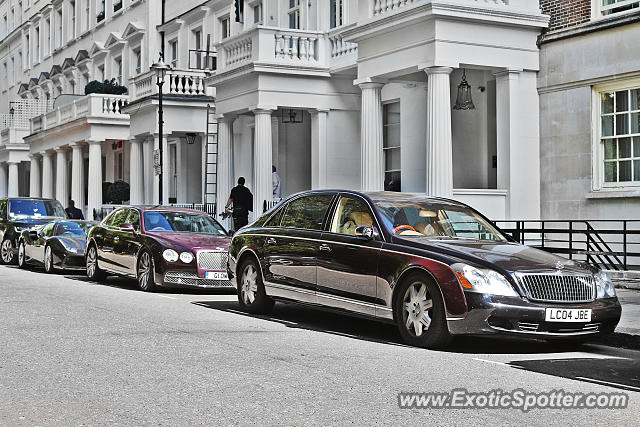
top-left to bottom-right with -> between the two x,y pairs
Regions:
238,258 -> 274,314
394,273 -> 451,349
86,245 -> 106,281
44,245 -> 55,273
17,241 -> 27,269
137,251 -> 157,292
1,239 -> 14,265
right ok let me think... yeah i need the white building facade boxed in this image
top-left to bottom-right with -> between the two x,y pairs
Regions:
0,0 -> 550,223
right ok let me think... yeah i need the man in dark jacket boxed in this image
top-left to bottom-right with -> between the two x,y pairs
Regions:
225,177 -> 253,231
65,200 -> 84,220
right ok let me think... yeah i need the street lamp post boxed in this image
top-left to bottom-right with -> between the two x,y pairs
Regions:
151,54 -> 171,205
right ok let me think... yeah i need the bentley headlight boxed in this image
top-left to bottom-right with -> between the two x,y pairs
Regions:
179,252 -> 194,263
452,263 -> 518,297
595,271 -> 616,298
162,249 -> 179,262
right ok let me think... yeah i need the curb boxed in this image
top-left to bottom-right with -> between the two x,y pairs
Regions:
593,332 -> 640,351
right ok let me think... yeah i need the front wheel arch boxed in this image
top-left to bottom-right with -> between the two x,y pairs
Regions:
391,266 -> 447,325
235,248 -> 261,281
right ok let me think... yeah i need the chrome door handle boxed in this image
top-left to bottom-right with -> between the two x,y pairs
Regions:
319,244 -> 332,252
267,238 -> 276,245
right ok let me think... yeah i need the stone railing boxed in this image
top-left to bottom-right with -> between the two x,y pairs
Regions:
129,69 -> 212,102
370,0 -> 536,17
31,94 -> 129,134
217,27 -> 328,73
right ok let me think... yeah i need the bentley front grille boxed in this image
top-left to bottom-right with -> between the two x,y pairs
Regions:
164,271 -> 233,288
517,273 -> 596,303
197,250 -> 228,271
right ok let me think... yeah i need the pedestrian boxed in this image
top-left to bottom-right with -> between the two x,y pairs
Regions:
225,177 -> 253,232
65,200 -> 84,220
272,165 -> 281,199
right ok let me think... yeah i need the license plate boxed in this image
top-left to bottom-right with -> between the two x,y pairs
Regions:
545,308 -> 592,322
205,271 -> 228,280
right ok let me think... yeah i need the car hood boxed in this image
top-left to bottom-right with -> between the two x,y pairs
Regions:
149,232 -> 230,251
13,218 -> 60,229
57,237 -> 87,252
399,237 -> 593,274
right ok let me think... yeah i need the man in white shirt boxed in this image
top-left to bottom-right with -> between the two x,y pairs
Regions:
272,166 -> 281,199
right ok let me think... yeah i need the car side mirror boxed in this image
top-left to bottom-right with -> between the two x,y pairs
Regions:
120,223 -> 136,233
355,225 -> 374,240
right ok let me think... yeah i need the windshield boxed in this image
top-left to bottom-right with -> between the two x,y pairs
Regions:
55,221 -> 95,237
9,199 -> 66,220
371,197 -> 505,241
143,211 -> 227,235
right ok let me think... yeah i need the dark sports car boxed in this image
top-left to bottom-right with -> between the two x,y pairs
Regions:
228,190 -> 622,349
85,206 -> 232,291
0,198 -> 67,265
17,220 -> 97,272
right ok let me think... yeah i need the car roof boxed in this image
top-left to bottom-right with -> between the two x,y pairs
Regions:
118,205 -> 210,215
282,189 -> 467,207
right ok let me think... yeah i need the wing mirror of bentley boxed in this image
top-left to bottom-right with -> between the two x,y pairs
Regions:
355,225 -> 374,240
120,223 -> 136,233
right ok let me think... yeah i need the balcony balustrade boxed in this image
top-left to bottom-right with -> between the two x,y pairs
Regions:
30,93 -> 129,134
129,68 -> 212,103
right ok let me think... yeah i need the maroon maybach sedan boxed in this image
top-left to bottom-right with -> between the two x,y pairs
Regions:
85,206 -> 232,291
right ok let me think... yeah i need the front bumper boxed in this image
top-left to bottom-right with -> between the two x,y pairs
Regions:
59,253 -> 86,271
447,292 -> 621,338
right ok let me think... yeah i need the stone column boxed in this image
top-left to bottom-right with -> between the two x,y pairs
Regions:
359,82 -> 385,191
7,162 -> 19,197
311,109 -> 329,189
87,141 -> 103,220
71,143 -> 85,211
0,163 -> 7,198
129,138 -> 144,205
55,147 -> 69,205
253,108 -> 274,216
42,152 -> 55,199
142,136 -> 154,204
216,117 -> 234,216
29,155 -> 41,197
425,67 -> 454,197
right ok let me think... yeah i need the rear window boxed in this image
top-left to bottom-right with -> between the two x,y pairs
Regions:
8,199 -> 65,220
281,195 -> 334,231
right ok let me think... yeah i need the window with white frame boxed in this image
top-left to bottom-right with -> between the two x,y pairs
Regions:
9,57 -> 14,86
330,0 -> 344,28
599,87 -> 640,185
84,0 -> 90,31
253,2 -> 263,24
169,39 -> 178,68
193,29 -> 202,68
114,57 -> 122,84
97,63 -> 104,81
25,34 -> 30,68
221,16 -> 230,39
10,8 -> 14,31
2,15 -> 6,37
70,1 -> 76,39
34,26 -> 39,63
288,0 -> 301,29
383,101 -> 401,192
97,0 -> 105,22
56,7 -> 62,48
594,0 -> 640,17
17,52 -> 22,78
2,63 -> 7,91
45,18 -> 50,56
132,47 -> 141,75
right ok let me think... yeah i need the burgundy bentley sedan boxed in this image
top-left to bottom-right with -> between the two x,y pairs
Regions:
85,206 -> 232,291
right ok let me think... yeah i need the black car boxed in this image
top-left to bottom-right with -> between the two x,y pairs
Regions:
0,198 -> 67,265
228,190 -> 621,349
17,220 -> 97,273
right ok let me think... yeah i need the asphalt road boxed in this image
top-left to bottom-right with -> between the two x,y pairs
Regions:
1,265 -> 639,426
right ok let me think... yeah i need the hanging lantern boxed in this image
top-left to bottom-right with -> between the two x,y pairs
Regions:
453,69 -> 475,111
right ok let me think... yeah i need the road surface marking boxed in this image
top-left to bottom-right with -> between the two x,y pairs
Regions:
472,358 -> 512,368
155,295 -> 177,300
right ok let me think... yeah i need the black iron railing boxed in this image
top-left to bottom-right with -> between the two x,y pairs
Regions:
494,220 -> 640,271
263,198 -> 282,213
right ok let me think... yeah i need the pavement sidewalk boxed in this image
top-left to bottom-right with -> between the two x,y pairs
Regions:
616,289 -> 640,336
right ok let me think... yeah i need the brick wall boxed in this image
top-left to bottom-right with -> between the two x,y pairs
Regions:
539,0 -> 592,31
